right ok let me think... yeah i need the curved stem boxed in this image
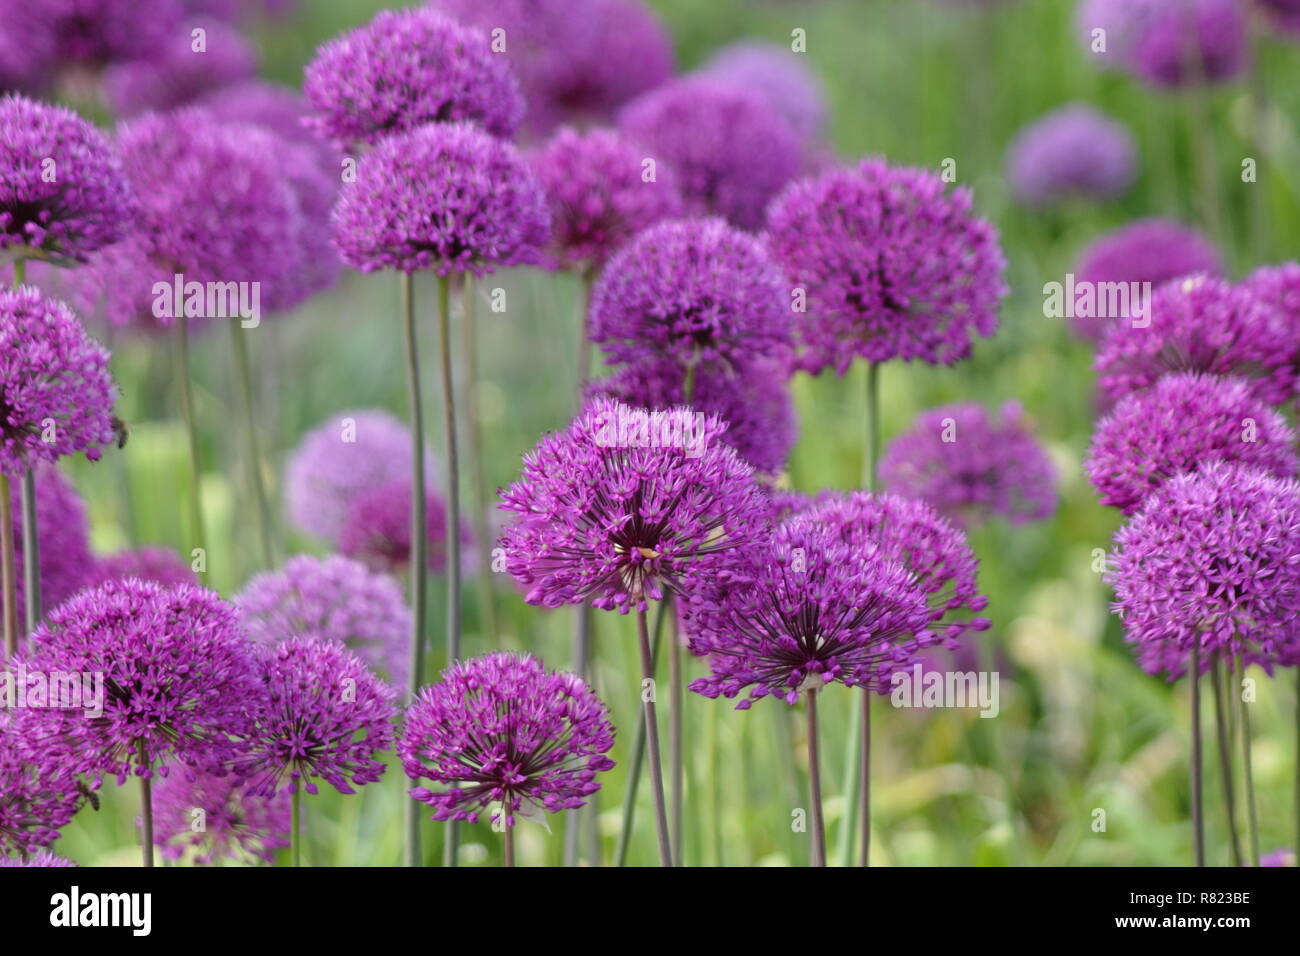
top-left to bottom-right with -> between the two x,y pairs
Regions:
807,688 -> 826,867
172,317 -> 208,587
1191,644 -> 1205,867
229,318 -> 275,569
637,605 -> 672,867
0,474 -> 15,658
438,273 -> 463,869
614,600 -> 665,866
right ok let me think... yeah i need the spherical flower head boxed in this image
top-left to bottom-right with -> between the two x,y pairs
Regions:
682,514 -> 937,707
1087,373 -> 1297,515
400,652 -> 615,825
699,40 -> 827,143
337,479 -> 471,580
881,401 -> 1057,528
88,546 -> 198,590
1110,461 -> 1300,678
0,850 -> 76,866
587,358 -> 797,475
1005,104 -> 1137,206
766,158 -> 1007,374
233,554 -> 411,689
332,121 -> 549,276
618,77 -> 802,230
1095,275 -> 1297,407
151,762 -> 289,864
303,7 -> 523,149
104,18 -> 258,117
530,126 -> 682,274
0,710 -> 92,857
0,287 -> 117,478
0,94 -> 137,264
1242,261 -> 1300,344
195,80 -> 329,156
238,636 -> 397,796
499,396 -> 771,613
24,580 -> 263,783
589,218 -> 792,371
2,464 -> 93,626
1077,0 -> 1247,88
1071,218 -> 1222,340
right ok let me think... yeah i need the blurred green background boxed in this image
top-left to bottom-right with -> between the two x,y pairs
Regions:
53,0 -> 1300,866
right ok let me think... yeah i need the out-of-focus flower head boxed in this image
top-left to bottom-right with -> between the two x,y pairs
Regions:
1076,0 -> 1247,88
152,761 -> 290,864
698,40 -> 827,143
1005,103 -> 1137,206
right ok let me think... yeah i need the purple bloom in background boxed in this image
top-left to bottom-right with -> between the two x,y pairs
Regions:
104,18 -> 257,117
1260,847 -> 1297,866
589,218 -> 791,372
1257,0 -> 1300,33
0,288 -> 117,478
1070,218 -> 1222,341
619,77 -> 802,230
499,396 -> 770,612
195,80 -> 328,155
766,158 -> 1007,374
430,0 -> 673,136
151,761 -> 290,864
699,40 -> 827,143
1005,104 -> 1137,206
1076,0 -> 1247,88
23,580 -> 263,783
0,5 -> 56,92
588,358 -> 797,475
400,652 -> 615,825
0,710 -> 92,857
1086,373 -> 1297,515
237,636 -> 396,796
337,480 -> 469,580
303,7 -> 523,149
530,126 -> 682,275
23,0 -> 185,73
881,402 -> 1057,528
20,234 -> 160,336
234,554 -> 412,688
88,546 -> 198,590
0,849 -> 76,866
0,94 -> 136,264
332,121 -> 549,276
1094,275 -> 1297,407
682,514 -> 938,707
1,465 -> 94,627
1110,461 -> 1300,678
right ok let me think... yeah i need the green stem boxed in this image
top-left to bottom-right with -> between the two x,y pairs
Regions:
138,739 -> 153,868
669,601 -> 684,866
291,786 -> 301,868
438,272 -> 463,869
0,474 -> 15,658
20,468 -> 38,635
228,318 -> 275,569
1191,644 -> 1205,867
503,824 -> 515,867
576,271 -> 594,398
637,604 -> 672,867
564,603 -> 593,867
1211,656 -> 1242,866
172,317 -> 208,587
614,600 -> 666,866
807,688 -> 826,867
1237,658 -> 1259,866
460,276 -> 498,649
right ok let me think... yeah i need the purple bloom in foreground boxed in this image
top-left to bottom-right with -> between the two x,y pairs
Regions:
2,465 -> 94,626
682,515 -> 937,707
400,652 -> 615,825
1087,373 -> 1297,515
237,636 -> 396,796
234,554 -> 411,689
881,402 -> 1057,528
104,18 -> 257,117
0,849 -> 76,866
332,121 -> 549,276
499,397 -> 770,612
1110,461 -> 1300,679
589,218 -> 791,372
699,41 -> 827,143
530,126 -> 682,275
1095,275 -> 1297,407
619,77 -> 802,230
303,7 -> 522,149
1242,261 -> 1300,345
0,710 -> 92,857
152,762 -> 290,864
1077,0 -> 1247,88
766,158 -> 1007,374
88,546 -> 197,590
337,480 -> 469,580
0,288 -> 117,478
0,94 -> 136,264
1005,104 -> 1137,206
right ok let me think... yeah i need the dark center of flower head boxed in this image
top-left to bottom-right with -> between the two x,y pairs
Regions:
0,198 -> 63,252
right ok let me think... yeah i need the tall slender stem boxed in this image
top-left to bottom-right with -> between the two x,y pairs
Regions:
229,318 -> 275,569
564,603 -> 593,867
1237,658 -> 1260,866
138,739 -> 153,868
19,468 -> 37,635
0,474 -> 15,658
637,604 -> 672,867
614,599 -> 665,866
859,692 -> 872,866
401,271 -> 428,869
172,317 -> 208,586
807,688 -> 826,867
438,272 -> 463,869
460,276 -> 498,646
503,824 -> 516,867
669,604 -> 684,866
291,786 -> 301,868
1191,644 -> 1205,867
576,271 -> 594,395
858,361 -> 882,867
1211,656 -> 1242,866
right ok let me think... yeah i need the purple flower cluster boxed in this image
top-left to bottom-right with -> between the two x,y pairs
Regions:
151,762 -> 290,864
400,652 -> 615,825
104,18 -> 258,117
699,41 -> 827,143
880,402 -> 1057,527
1243,261 -> 1300,339
337,480 -> 467,578
1077,0 -> 1247,88
766,158 -> 1007,374
1005,104 -> 1137,206
0,849 -> 75,866
0,709 -> 92,857
2,465 -> 94,625
1087,373 -> 1297,515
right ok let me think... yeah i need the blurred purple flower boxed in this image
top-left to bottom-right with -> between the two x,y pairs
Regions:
699,40 -> 827,142
1076,0 -> 1247,87
1242,261 -> 1300,345
151,761 -> 289,864
1,464 -> 94,626
1005,103 -> 1137,206
88,546 -> 198,590
337,480 -> 470,581
0,849 -> 76,866
104,18 -> 257,117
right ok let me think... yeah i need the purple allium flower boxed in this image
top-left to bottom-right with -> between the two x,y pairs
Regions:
1086,373 -> 1297,515
430,0 -> 673,136
237,636 -> 396,796
1005,104 -> 1137,206
587,358 -> 797,475
619,77 -> 802,230
1,464 -> 93,626
1260,847 -> 1296,866
1094,275 -> 1297,407
1070,218 -> 1223,341
0,5 -> 55,93
234,554 -> 411,689
0,94 -> 136,264
1242,261 -> 1300,342
303,7 -> 522,149
34,0 -> 185,69
332,121 -> 549,276
23,580 -> 263,783
194,80 -> 328,155
682,514 -> 937,707
151,761 -> 290,864
881,401 -> 1057,527
18,234 -> 160,336
499,396 -> 770,612
103,18 -> 257,117
1110,461 -> 1300,678
699,41 -> 827,144
88,546 -> 198,590
284,408 -> 422,543
766,158 -> 1007,374
337,480 -> 469,580
1257,0 -> 1300,33
0,710 -> 91,857
1077,0 -> 1247,88
530,126 -> 682,274
400,652 -> 615,825
0,849 -> 76,866
0,288 -> 117,478
589,218 -> 792,372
